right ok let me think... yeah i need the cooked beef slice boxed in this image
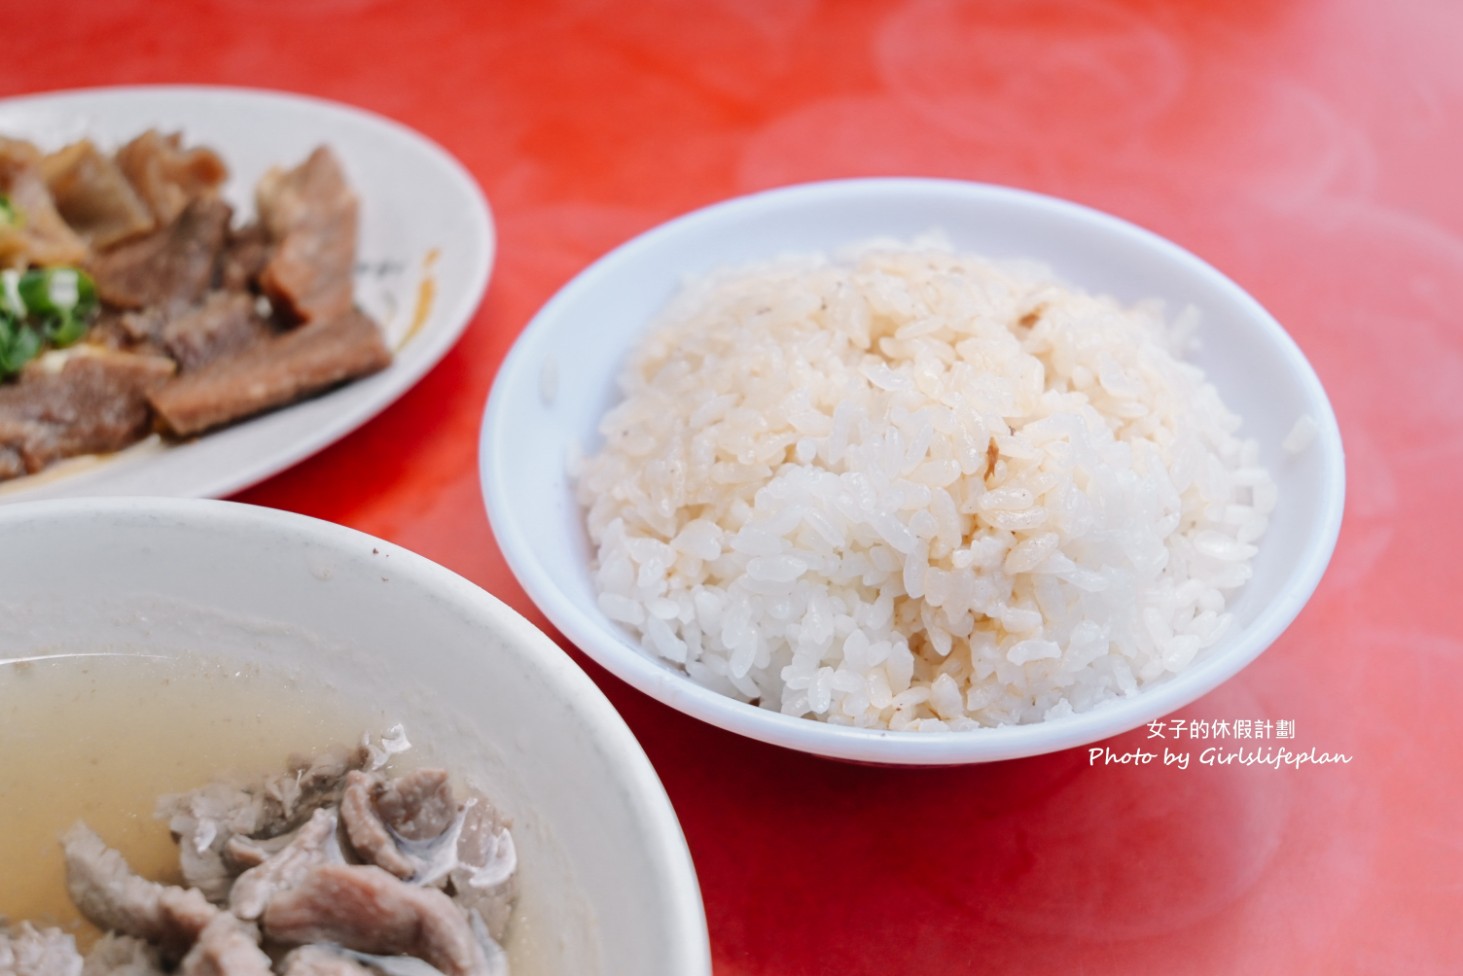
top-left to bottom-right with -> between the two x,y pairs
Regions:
89,197 -> 231,311
148,308 -> 390,438
62,823 -> 218,958
277,947 -> 378,976
257,744 -> 372,836
229,807 -> 342,921
81,933 -> 166,976
85,307 -> 169,353
41,140 -> 155,249
341,772 -> 418,881
375,770 -> 457,843
0,137 -> 89,268
447,794 -> 517,944
221,829 -> 300,873
261,864 -> 488,976
0,922 -> 84,976
176,915 -> 272,976
113,131 -> 227,227
159,746 -> 367,904
0,350 -> 176,478
1,442 -> 25,479
161,291 -> 273,372
256,147 -> 358,324
218,222 -> 271,294
342,770 -> 466,885
160,780 -> 274,906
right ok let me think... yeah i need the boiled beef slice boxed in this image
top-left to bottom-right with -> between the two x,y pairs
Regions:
218,222 -> 271,294
113,130 -> 227,227
158,745 -> 368,905
277,947 -> 376,976
0,923 -> 84,976
81,934 -> 166,976
148,308 -> 389,438
255,147 -> 358,324
41,140 -> 155,249
161,291 -> 273,372
340,771 -> 418,881
175,915 -> 272,976
375,770 -> 458,843
0,137 -> 89,268
62,823 -> 218,958
0,349 -> 176,479
261,864 -> 488,976
229,807 -> 342,921
89,197 -> 231,311
341,769 -> 466,886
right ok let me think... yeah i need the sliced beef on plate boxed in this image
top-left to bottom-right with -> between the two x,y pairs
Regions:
0,137 -> 89,267
62,824 -> 219,959
113,130 -> 228,227
0,922 -> 84,976
86,306 -> 169,354
175,915 -> 273,976
162,291 -> 273,372
41,140 -> 156,249
256,147 -> 358,324
218,222 -> 271,294
0,349 -> 176,478
148,308 -> 390,438
261,864 -> 489,976
88,197 -> 231,311
82,933 -> 166,976
1,442 -> 25,480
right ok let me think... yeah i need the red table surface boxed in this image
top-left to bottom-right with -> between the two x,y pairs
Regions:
7,1 -> 1460,972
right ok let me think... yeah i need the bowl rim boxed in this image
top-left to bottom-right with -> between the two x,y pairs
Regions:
481,176 -> 1347,765
0,496 -> 713,973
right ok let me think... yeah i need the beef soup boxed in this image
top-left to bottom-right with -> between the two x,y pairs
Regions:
0,655 -> 527,976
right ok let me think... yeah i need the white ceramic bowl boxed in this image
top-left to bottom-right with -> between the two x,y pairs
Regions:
480,178 -> 1345,765
0,498 -> 710,976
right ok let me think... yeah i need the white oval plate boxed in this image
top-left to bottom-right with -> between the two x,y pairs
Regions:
0,85 -> 493,501
481,178 -> 1345,765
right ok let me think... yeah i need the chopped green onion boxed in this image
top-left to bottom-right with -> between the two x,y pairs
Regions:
19,268 -> 96,317
0,312 -> 44,379
0,269 -> 21,318
43,312 -> 89,348
0,194 -> 19,228
0,267 -> 100,379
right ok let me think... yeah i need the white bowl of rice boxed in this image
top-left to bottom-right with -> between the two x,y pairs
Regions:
480,179 -> 1343,765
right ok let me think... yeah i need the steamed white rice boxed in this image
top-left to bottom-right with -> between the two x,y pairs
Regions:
574,238 -> 1275,730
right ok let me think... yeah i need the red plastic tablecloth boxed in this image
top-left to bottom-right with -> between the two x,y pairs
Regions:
7,2 -> 1459,972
